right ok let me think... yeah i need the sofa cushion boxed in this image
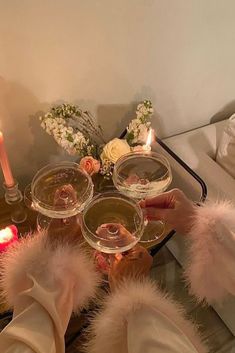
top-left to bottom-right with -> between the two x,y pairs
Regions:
164,120 -> 235,202
164,120 -> 235,335
164,120 -> 226,159
216,114 -> 235,178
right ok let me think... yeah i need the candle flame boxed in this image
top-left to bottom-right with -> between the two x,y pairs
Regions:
0,227 -> 13,243
146,128 -> 153,147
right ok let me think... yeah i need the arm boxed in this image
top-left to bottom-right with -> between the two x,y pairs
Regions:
0,231 -> 100,353
184,201 -> 235,303
86,279 -> 207,353
141,189 -> 235,303
85,245 -> 207,353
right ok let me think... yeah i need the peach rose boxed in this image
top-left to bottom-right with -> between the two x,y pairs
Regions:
80,156 -> 100,176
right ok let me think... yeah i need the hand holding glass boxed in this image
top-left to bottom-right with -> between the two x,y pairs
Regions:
113,151 -> 172,243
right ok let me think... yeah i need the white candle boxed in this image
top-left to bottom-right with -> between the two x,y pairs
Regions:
0,132 -> 14,187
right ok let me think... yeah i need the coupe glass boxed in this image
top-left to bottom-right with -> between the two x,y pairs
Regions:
26,161 -> 94,231
81,192 -> 144,254
113,151 -> 172,243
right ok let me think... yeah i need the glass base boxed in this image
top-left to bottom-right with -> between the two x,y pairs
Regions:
139,220 -> 165,244
4,181 -> 27,223
11,203 -> 27,224
37,214 -> 52,231
37,213 -> 81,234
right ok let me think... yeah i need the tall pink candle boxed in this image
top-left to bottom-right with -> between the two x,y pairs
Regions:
0,132 -> 14,187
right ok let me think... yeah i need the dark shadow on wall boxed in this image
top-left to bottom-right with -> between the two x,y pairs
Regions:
96,102 -> 164,142
96,102 -> 136,141
96,103 -> 164,141
0,77 -> 59,191
95,85 -> 164,140
0,79 -> 165,194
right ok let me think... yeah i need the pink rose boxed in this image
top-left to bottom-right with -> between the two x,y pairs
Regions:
80,156 -> 100,176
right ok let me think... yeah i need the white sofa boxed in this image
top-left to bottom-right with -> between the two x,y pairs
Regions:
163,120 -> 235,335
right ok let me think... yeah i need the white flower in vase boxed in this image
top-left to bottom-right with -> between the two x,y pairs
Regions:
101,138 -> 131,164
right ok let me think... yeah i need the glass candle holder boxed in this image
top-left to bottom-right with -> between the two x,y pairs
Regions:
4,181 -> 27,224
113,151 -> 172,243
81,191 -> 144,254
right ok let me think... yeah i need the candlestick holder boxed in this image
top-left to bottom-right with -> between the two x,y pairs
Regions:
4,181 -> 27,224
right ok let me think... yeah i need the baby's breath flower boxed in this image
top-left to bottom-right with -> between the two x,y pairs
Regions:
100,159 -> 113,178
126,100 -> 153,145
39,104 -> 94,157
40,100 -> 154,177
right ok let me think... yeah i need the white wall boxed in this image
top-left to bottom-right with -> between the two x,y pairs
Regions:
0,0 -> 235,185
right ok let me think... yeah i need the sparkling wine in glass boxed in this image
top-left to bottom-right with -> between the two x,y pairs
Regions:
113,151 -> 172,244
81,192 -> 144,254
27,161 -> 94,231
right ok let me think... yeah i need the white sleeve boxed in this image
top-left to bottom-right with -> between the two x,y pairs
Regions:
128,307 -> 199,353
184,201 -> 235,304
85,279 -> 208,353
0,231 -> 101,353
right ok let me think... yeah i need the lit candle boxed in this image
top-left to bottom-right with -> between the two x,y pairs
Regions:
143,128 -> 153,151
0,225 -> 18,252
0,132 -> 14,187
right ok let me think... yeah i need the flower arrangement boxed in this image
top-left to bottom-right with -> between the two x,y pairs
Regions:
40,100 -> 153,177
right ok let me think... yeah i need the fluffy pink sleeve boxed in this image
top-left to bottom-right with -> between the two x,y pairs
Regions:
0,231 -> 101,353
85,279 -> 207,353
184,201 -> 235,304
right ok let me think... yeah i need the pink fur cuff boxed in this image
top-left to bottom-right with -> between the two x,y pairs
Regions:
184,201 -> 235,304
85,279 -> 207,353
0,231 -> 101,312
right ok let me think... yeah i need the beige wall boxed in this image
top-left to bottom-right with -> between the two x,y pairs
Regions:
0,0 -> 235,185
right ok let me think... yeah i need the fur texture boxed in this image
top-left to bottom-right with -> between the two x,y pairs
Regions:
0,231 -> 101,312
85,279 -> 208,353
184,201 -> 235,304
